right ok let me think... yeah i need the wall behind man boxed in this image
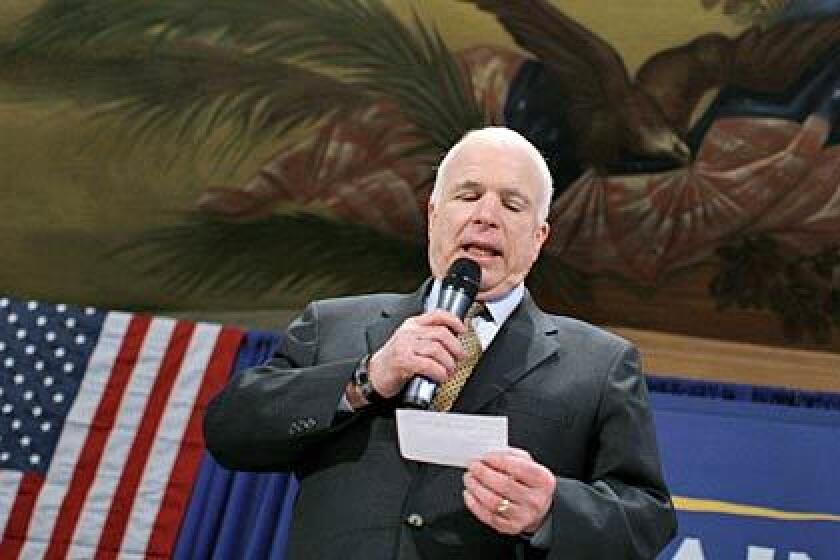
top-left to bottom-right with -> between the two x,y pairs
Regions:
1,0 -> 839,358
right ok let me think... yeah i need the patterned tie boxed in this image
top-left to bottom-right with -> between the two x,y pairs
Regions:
431,302 -> 486,412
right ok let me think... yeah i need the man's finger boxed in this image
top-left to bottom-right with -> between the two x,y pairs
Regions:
479,452 -> 555,490
413,310 -> 467,334
414,339 -> 458,372
467,460 -> 528,498
463,489 -> 520,535
418,325 -> 467,360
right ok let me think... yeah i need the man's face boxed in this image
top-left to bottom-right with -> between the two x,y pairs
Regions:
427,139 -> 550,300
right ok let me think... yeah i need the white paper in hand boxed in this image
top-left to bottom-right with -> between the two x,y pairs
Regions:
396,409 -> 508,468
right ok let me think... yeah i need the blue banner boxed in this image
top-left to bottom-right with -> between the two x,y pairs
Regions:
652,392 -> 840,559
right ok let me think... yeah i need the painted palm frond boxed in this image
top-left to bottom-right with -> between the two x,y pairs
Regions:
112,210 -> 588,306
6,0 -> 492,300
13,0 -> 282,51
112,212 -> 429,298
11,0 -> 484,159
0,42 -> 370,165
249,1 -> 486,153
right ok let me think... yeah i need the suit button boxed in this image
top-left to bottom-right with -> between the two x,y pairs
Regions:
405,513 -> 424,528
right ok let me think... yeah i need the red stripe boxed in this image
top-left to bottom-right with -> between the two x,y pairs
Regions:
93,321 -> 197,560
44,315 -> 152,560
145,326 -> 243,558
0,473 -> 44,559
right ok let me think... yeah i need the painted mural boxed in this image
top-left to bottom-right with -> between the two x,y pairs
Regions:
0,0 -> 838,348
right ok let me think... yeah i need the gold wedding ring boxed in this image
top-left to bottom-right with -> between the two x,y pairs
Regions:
496,497 -> 511,515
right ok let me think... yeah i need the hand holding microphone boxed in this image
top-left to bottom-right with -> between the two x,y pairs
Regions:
365,258 -> 481,407
403,258 -> 481,408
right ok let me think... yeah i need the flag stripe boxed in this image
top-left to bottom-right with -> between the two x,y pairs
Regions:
43,315 -> 152,560
90,320 -> 197,559
115,323 -> 222,557
145,326 -> 242,557
0,472 -> 39,559
18,311 -> 133,560
64,317 -> 178,559
0,470 -> 24,537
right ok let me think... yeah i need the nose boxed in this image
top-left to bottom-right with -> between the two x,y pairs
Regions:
469,194 -> 501,228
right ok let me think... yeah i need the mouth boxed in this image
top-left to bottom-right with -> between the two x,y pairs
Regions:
461,242 -> 502,260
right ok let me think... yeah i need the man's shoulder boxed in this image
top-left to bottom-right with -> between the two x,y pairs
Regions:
537,308 -> 632,352
311,291 -> 411,316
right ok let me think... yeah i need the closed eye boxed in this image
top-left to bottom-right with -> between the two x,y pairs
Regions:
502,196 -> 527,212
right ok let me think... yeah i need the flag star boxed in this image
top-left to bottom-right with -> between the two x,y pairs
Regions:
3,357 -> 12,368
35,360 -> 44,371
53,393 -> 65,404
11,419 -> 21,430
44,376 -> 54,387
13,373 -> 23,385
1,403 -> 11,414
27,301 -> 38,310
0,341 -> 5,351
0,387 -> 4,397
32,405 -> 42,417
56,304 -> 67,313
55,347 -> 66,358
45,332 -> 56,342
29,454 -> 40,465
23,390 -> 33,401
7,312 -> 18,323
75,334 -> 86,345
41,421 -> 51,432
0,452 -> 9,461
0,297 -> 9,307
16,328 -> 27,339
65,318 -> 76,329
36,316 -> 47,327
25,344 -> 35,355
63,362 -> 74,373
20,435 -> 30,447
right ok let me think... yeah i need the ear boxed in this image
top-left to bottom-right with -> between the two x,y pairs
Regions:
533,222 -> 550,258
536,222 -> 549,246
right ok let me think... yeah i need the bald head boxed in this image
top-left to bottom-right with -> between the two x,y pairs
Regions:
431,127 -> 554,222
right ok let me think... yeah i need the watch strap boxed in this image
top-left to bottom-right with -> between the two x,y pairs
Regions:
353,354 -> 386,404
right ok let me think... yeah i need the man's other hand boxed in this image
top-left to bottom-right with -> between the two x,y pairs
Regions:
463,448 -> 555,535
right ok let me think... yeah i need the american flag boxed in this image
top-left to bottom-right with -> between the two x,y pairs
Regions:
0,296 -> 243,559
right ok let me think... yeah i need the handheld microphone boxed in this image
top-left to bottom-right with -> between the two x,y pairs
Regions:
402,257 -> 481,409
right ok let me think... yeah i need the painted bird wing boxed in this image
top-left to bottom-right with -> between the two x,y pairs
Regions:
463,0 -> 634,162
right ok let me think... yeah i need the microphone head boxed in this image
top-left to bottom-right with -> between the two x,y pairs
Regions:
443,258 -> 481,299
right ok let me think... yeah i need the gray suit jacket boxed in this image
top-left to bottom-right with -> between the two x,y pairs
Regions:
204,283 -> 676,559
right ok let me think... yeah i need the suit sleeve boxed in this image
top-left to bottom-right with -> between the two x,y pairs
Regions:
540,345 -> 677,559
203,302 -> 363,472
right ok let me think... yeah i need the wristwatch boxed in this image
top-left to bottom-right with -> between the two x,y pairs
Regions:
352,354 -> 387,404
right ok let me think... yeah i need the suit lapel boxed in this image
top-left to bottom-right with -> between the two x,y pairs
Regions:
365,281 -> 429,354
453,293 -> 563,413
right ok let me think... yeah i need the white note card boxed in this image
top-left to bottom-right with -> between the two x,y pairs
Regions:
396,409 -> 508,468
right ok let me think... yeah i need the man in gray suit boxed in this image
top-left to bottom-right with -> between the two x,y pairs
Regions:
204,127 -> 676,559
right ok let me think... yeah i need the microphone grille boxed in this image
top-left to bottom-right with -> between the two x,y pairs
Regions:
444,258 -> 481,296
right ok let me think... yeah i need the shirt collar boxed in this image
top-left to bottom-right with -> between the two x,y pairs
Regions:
426,278 -> 524,326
